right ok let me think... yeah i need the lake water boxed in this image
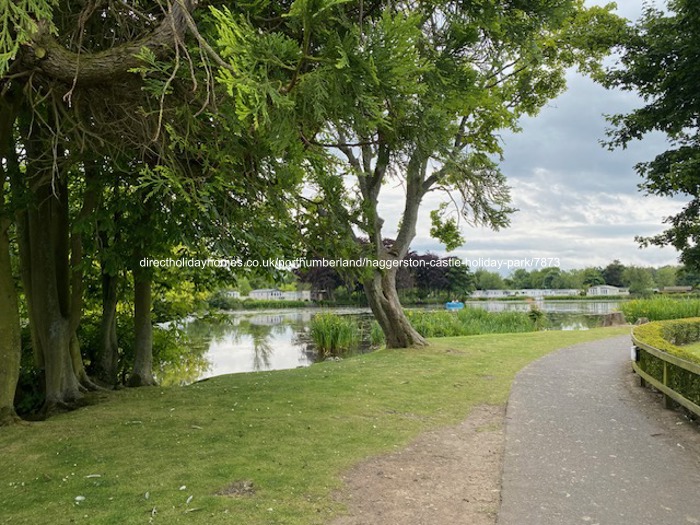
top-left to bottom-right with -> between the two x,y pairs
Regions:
158,301 -> 621,384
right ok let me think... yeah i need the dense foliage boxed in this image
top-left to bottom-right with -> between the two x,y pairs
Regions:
603,0 -> 700,270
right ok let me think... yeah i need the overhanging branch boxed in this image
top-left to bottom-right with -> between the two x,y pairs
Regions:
17,0 -> 196,86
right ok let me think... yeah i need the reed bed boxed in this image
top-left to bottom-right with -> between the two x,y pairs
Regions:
620,296 -> 700,323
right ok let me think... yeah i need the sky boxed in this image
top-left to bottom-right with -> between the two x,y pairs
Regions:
377,0 -> 682,274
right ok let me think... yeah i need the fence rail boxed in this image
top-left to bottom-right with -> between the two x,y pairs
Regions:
631,334 -> 700,418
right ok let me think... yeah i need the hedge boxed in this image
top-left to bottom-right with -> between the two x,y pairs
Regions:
632,318 -> 700,410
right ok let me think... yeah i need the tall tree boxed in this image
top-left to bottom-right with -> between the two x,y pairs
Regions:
0,206 -> 20,426
282,1 -> 624,347
602,259 -> 626,287
602,0 -> 700,268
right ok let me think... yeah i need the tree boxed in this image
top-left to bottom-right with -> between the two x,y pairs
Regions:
677,265 -> 700,287
509,269 -> 533,289
581,268 -> 605,287
602,259 -> 626,287
652,265 -> 677,288
602,1 -> 700,269
445,262 -> 475,297
622,266 -> 655,295
276,1 -> 625,347
474,270 -> 505,291
0,128 -> 21,424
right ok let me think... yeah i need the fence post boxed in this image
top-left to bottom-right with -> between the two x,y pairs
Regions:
662,361 -> 674,409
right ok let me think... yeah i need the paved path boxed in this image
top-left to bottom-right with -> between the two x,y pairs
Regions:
498,335 -> 700,525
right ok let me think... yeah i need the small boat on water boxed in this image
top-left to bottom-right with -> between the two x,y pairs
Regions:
445,301 -> 465,311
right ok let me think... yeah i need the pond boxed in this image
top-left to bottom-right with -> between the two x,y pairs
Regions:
158,301 -> 622,384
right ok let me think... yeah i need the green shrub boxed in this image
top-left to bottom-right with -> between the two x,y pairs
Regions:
309,313 -> 360,356
621,296 -> 700,323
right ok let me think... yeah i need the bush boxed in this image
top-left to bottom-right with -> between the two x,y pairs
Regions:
79,311 -> 195,385
309,313 -> 360,356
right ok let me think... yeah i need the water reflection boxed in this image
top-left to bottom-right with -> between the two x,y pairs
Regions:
163,301 -> 621,382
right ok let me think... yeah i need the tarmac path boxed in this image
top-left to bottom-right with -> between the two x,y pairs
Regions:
498,335 -> 700,525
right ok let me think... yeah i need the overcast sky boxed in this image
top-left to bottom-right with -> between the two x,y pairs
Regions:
377,0 -> 682,274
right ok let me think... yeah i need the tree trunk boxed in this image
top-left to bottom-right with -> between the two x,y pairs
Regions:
129,272 -> 156,386
26,181 -> 83,413
97,271 -> 120,386
359,151 -> 428,349
68,168 -> 101,390
0,91 -> 22,424
28,222 -> 82,411
364,266 -> 427,348
0,217 -> 21,425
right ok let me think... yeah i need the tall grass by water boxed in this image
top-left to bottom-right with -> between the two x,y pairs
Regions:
620,296 -> 700,323
309,313 -> 360,355
406,307 -> 542,338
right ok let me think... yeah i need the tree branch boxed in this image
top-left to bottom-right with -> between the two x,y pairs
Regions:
18,0 -> 196,86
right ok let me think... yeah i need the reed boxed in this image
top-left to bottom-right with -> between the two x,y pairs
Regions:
620,296 -> 700,323
405,308 -> 541,338
309,313 -> 360,356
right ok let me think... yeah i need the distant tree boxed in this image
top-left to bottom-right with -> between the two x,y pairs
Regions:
652,266 -> 677,288
510,269 -> 533,289
676,266 -> 700,288
602,260 -> 626,287
557,269 -> 584,290
582,268 -> 606,287
475,270 -> 506,291
445,262 -> 475,297
295,263 -> 344,301
622,266 -> 655,295
237,278 -> 253,297
414,254 -> 450,295
541,268 -> 562,289
602,1 -> 700,269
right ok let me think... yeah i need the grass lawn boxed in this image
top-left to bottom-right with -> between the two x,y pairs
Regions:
0,327 -> 629,525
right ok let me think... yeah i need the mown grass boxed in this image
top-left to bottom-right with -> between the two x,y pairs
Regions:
620,296 -> 700,323
0,327 -> 628,525
405,307 -> 541,337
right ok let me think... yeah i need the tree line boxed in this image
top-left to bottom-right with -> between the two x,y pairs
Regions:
472,260 -> 700,294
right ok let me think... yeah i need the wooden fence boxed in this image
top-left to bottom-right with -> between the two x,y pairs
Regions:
631,334 -> 700,418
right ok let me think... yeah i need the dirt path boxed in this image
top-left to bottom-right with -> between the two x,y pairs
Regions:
330,405 -> 504,525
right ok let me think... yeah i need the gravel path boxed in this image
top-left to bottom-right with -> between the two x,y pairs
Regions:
498,335 -> 700,525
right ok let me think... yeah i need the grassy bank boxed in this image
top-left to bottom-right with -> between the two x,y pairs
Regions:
1,327 -> 628,525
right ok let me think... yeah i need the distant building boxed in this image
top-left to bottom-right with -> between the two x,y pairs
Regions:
660,286 -> 693,294
587,285 -> 630,297
249,289 -> 284,300
223,290 -> 241,299
470,289 -> 581,299
248,289 -> 311,301
281,290 -> 311,301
